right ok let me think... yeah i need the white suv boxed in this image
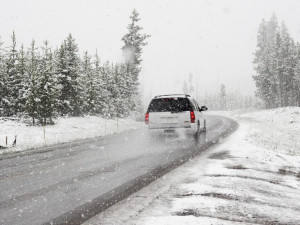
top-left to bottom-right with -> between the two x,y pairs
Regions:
145,94 -> 207,133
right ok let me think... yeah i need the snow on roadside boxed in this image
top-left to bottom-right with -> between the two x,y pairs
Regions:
0,116 -> 144,154
239,107 -> 300,156
207,107 -> 300,155
85,107 -> 300,225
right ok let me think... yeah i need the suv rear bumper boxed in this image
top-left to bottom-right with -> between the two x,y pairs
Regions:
148,123 -> 197,131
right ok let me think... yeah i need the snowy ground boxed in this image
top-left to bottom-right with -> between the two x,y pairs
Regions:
85,107 -> 300,225
0,116 -> 144,155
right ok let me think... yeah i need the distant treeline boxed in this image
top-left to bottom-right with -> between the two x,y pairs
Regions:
253,14 -> 300,108
197,84 -> 262,111
0,10 -> 149,125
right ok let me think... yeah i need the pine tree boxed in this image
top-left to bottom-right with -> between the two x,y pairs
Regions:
279,22 -> 294,106
93,51 -> 107,115
101,61 -> 115,118
0,37 -> 8,116
253,19 -> 268,107
65,34 -> 84,116
274,31 -> 283,107
290,41 -> 298,106
112,63 -> 131,118
25,40 -> 39,125
82,51 -> 97,114
55,43 -> 68,115
37,41 -> 58,125
110,63 -> 121,118
56,34 -> 83,116
253,14 -> 279,108
5,31 -> 19,116
294,44 -> 300,106
16,44 -> 28,114
182,81 -> 188,94
188,73 -> 194,94
219,84 -> 227,110
119,63 -> 134,117
121,9 -> 150,114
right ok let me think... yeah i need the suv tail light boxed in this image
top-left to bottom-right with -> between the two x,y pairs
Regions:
190,111 -> 195,123
145,112 -> 149,124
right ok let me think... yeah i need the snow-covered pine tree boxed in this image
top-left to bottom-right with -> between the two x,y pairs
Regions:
100,61 -> 114,118
253,14 -> 279,108
56,34 -> 84,116
274,30 -> 283,107
121,9 -> 150,115
109,63 -> 121,118
293,43 -> 300,106
82,51 -> 97,115
65,34 -> 84,116
55,43 -> 68,115
290,40 -> 299,106
93,51 -> 107,115
16,44 -> 28,114
279,22 -> 294,106
253,19 -> 268,107
25,40 -> 39,125
188,73 -> 194,95
111,63 -> 131,118
219,84 -> 227,110
5,31 -> 20,116
182,74 -> 195,95
0,37 -> 8,116
182,81 -> 188,94
266,14 -> 280,108
120,63 -> 134,117
37,41 -> 58,125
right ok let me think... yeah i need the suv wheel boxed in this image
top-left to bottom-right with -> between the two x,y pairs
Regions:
203,119 -> 207,133
197,121 -> 201,133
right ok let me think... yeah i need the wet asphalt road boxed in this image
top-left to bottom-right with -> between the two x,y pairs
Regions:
0,115 -> 237,225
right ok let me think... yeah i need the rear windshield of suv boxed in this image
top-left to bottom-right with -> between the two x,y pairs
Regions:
147,98 -> 193,112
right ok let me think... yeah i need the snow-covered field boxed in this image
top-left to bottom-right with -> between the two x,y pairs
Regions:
85,107 -> 300,225
0,116 -> 144,154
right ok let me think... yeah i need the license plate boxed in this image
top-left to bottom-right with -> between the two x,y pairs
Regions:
161,118 -> 177,123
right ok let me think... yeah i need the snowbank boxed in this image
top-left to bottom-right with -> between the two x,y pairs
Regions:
239,106 -> 300,123
238,107 -> 300,156
207,107 -> 300,155
0,116 -> 144,154
85,107 -> 300,225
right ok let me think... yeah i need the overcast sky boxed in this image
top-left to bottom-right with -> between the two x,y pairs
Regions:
1,0 -> 300,103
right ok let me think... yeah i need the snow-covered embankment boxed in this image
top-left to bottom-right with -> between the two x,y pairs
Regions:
0,116 -> 144,154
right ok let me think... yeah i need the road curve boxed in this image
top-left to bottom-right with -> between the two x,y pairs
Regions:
0,115 -> 238,225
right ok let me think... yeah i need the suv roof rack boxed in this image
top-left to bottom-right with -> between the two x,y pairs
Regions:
154,94 -> 190,99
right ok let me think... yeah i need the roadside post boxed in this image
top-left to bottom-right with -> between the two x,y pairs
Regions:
104,117 -> 106,136
12,135 -> 17,147
117,116 -> 119,133
43,125 -> 46,143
